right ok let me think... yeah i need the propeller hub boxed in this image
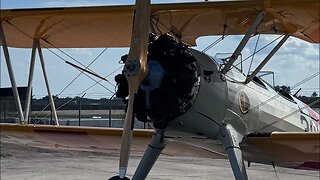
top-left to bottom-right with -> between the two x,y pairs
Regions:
123,60 -> 141,77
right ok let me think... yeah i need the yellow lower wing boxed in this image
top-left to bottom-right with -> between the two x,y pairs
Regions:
243,132 -> 320,162
0,123 -> 226,159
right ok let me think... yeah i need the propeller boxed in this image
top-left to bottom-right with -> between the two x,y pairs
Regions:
114,0 -> 151,179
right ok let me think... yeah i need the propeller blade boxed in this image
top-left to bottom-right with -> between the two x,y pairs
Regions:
118,0 -> 150,178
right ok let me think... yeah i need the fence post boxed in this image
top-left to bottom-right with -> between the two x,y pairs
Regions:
109,94 -> 115,127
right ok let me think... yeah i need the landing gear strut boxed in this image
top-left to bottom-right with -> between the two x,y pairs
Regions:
218,124 -> 248,180
109,130 -> 166,180
132,129 -> 167,180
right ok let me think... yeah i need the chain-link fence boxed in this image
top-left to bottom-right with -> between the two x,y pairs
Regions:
0,87 -> 27,123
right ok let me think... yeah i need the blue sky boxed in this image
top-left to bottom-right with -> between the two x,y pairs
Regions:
0,0 -> 319,99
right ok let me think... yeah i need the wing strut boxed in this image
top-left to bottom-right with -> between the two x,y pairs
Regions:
1,22 -> 59,125
36,39 -> 59,126
24,39 -> 37,123
245,34 -> 290,84
222,11 -> 265,74
0,22 -> 25,124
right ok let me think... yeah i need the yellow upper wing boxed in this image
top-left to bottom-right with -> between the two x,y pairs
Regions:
1,0 -> 319,48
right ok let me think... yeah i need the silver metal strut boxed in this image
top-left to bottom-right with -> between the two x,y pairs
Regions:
0,22 -> 25,124
218,124 -> 248,180
24,39 -> 37,123
132,129 -> 167,180
35,40 -> 59,126
222,11 -> 265,74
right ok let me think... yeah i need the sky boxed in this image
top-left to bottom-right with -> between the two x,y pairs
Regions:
0,0 -> 319,99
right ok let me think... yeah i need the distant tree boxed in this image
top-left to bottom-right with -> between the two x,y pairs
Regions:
311,91 -> 318,97
63,97 -> 72,100
41,95 -> 49,100
40,95 -> 58,100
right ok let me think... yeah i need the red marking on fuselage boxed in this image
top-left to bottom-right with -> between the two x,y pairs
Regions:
304,104 -> 320,131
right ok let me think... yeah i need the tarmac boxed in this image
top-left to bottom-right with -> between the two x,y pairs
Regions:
1,141 -> 319,180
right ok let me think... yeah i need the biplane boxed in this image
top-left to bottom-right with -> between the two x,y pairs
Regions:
0,0 -> 319,180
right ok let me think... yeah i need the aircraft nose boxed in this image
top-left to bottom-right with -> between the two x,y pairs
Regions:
115,33 -> 200,129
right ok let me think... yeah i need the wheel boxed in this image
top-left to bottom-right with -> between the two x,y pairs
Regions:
108,175 -> 130,180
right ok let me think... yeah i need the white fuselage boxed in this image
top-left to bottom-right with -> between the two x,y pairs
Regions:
167,48 -> 319,140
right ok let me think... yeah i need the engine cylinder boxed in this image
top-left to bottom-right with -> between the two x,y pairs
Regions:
115,34 -> 200,129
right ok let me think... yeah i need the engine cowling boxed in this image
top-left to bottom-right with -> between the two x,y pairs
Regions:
115,34 -> 200,129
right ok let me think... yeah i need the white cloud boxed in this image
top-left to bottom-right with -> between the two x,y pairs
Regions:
281,38 -> 319,59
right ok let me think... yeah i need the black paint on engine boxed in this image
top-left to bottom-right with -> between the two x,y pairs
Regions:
115,33 -> 200,129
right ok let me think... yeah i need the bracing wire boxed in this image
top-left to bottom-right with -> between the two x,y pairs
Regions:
32,47 -> 114,117
223,71 -> 319,133
5,21 -> 129,124
247,71 -> 320,131
200,16 -> 252,53
6,15 -> 318,129
43,40 -> 106,79
202,35 -> 228,53
5,21 -> 116,109
247,34 -> 260,75
259,99 -> 320,131
33,47 -> 114,119
233,35 -> 284,68
6,18 -> 119,90
44,47 -> 115,93
34,65 -> 123,122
